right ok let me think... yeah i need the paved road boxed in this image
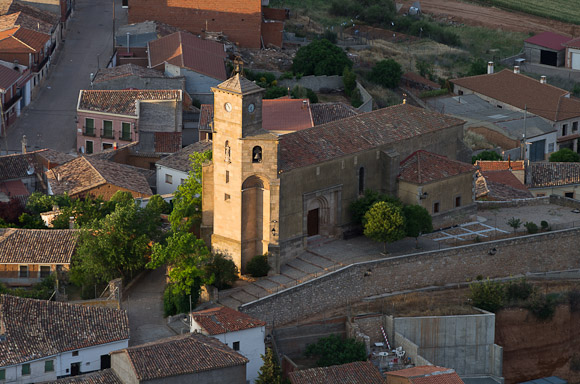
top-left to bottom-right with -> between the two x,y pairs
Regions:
2,0 -> 125,154
122,267 -> 176,346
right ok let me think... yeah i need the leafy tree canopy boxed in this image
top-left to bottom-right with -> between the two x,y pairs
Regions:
350,190 -> 401,226
369,59 -> 403,88
292,39 -> 352,76
205,253 -> 238,290
466,58 -> 487,77
549,148 -> 580,162
363,201 -> 406,251
403,204 -> 433,239
305,334 -> 367,367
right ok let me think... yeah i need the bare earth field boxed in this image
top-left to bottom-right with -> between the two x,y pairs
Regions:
414,0 -> 580,35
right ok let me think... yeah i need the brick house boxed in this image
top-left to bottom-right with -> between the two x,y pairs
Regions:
127,0 -> 285,49
0,294 -> 129,383
46,156 -> 153,199
76,89 -> 182,154
0,228 -> 78,286
190,306 -> 265,383
148,31 -> 227,104
289,361 -> 384,384
110,333 -> 248,383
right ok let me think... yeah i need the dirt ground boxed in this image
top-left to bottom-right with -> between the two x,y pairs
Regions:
404,0 -> 580,36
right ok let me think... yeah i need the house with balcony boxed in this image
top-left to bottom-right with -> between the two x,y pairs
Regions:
76,89 -> 182,154
0,228 -> 78,286
0,62 -> 27,130
0,1 -> 63,49
0,294 -> 129,383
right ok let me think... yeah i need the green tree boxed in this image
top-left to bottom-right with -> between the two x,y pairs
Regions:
146,194 -> 172,215
466,58 -> 487,76
26,192 -> 71,215
292,39 -> 352,76
416,59 -> 433,78
403,205 -> 433,248
469,279 -> 505,312
170,150 -> 212,232
305,334 -> 367,367
363,201 -> 406,252
256,348 -> 282,384
349,190 -> 401,226
148,231 -> 212,299
549,148 -> 580,162
205,253 -> 238,290
369,59 -> 403,89
472,150 -> 502,164
343,67 -> 357,97
507,217 -> 521,234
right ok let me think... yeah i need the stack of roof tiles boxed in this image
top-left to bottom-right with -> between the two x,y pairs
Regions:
0,295 -> 129,367
289,361 -> 384,384
0,228 -> 78,264
398,150 -> 474,184
191,306 -> 266,335
113,333 -> 248,381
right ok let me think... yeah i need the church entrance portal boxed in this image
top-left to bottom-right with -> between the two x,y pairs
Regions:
307,209 -> 319,236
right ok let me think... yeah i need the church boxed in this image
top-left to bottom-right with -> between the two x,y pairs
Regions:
201,73 -> 468,273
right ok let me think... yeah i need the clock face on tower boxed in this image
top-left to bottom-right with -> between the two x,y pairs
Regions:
224,102 -> 232,112
248,103 -> 255,113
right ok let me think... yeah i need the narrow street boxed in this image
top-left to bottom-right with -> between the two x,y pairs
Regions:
2,0 -> 126,154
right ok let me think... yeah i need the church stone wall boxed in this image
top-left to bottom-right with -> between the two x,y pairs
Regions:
240,227 -> 580,326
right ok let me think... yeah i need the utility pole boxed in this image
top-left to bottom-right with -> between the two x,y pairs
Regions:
112,0 -> 115,54
522,104 -> 527,160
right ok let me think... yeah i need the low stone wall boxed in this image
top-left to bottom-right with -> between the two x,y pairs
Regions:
549,194 -> 580,209
356,81 -> 373,112
432,203 -> 477,229
476,196 -> 550,210
240,227 -> 580,326
278,75 -> 343,92
272,317 -> 346,358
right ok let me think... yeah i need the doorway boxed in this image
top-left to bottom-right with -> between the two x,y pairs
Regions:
307,208 -> 319,236
70,362 -> 81,376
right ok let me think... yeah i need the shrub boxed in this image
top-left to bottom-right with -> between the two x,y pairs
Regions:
505,278 -> 535,302
323,29 -> 338,44
350,88 -> 363,108
343,67 -> 357,97
526,293 -> 559,321
205,253 -> 238,290
163,283 -> 199,316
507,217 -> 522,234
419,89 -> 449,99
292,39 -> 352,76
540,220 -> 550,230
263,86 -> 288,99
549,148 -> 580,162
349,190 -> 401,226
472,150 -> 501,163
524,221 -> 538,234
279,71 -> 294,80
369,59 -> 403,89
246,254 -> 271,277
469,279 -> 505,312
305,334 -> 367,367
569,290 -> 580,312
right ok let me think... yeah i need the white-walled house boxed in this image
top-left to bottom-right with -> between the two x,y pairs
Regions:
190,306 -> 266,384
156,141 -> 212,195
0,295 -> 129,383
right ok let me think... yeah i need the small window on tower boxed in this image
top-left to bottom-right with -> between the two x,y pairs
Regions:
225,194 -> 231,201
252,146 -> 262,163
226,171 -> 230,183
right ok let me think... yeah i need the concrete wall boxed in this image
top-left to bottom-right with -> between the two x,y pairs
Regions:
156,165 -> 188,195
165,63 -> 222,105
356,81 -> 373,112
272,318 -> 346,358
93,75 -> 185,92
240,227 -> 580,327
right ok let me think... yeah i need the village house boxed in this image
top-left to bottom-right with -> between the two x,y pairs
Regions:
190,306 -> 266,384
526,162 -> 580,199
127,0 -> 285,49
523,31 -> 570,67
397,150 -> 475,227
110,333 -> 248,384
0,1 -> 64,44
201,73 -> 469,273
16,0 -> 73,29
46,156 -> 153,199
0,62 -> 28,131
451,69 -> 580,154
0,228 -> 78,286
76,89 -> 182,154
91,64 -> 185,94
147,31 -> 227,104
155,141 -> 211,195
289,361 -> 385,384
0,294 -> 129,383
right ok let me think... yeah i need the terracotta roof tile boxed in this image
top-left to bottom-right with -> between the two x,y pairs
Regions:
0,64 -> 21,90
289,361 -> 384,384
388,366 -> 456,378
451,69 -> 580,122
0,11 -> 52,34
476,170 -> 533,200
148,31 -> 227,80
280,104 -> 464,171
0,179 -> 29,198
263,98 -> 313,132
0,228 -> 78,264
154,131 -> 182,153
42,369 -> 122,384
0,25 -> 50,52
46,156 -> 153,197
191,306 -> 266,335
525,31 -> 570,51
398,150 -> 474,184
0,1 -> 60,26
310,102 -> 359,126
218,73 -> 263,95
0,150 -> 42,181
92,64 -> 167,84
565,36 -> 580,49
78,89 -> 181,116
156,141 -> 211,172
476,160 -> 525,171
529,162 -> 580,188
411,372 -> 464,384
115,333 -> 248,381
402,72 -> 441,89
0,295 -> 129,366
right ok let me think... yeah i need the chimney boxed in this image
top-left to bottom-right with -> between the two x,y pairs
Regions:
487,61 -> 494,74
540,75 -> 547,84
113,142 -> 118,150
21,135 -> 27,154
69,217 -> 74,229
57,173 -> 62,182
514,66 -> 520,74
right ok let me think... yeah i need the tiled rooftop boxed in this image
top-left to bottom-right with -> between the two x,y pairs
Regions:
113,333 -> 248,381
156,141 -> 212,172
289,361 -> 384,384
46,156 -> 153,197
42,369 -> 122,384
191,306 -> 266,335
0,25 -> 49,52
77,89 -> 181,117
0,0 -> 60,26
0,228 -> 78,264
0,295 -> 129,366
0,61 -> 22,91
476,170 -> 533,201
280,104 -> 464,171
218,73 -> 263,95
0,11 -> 52,34
154,132 -> 182,153
310,102 -> 359,126
388,366 -> 457,378
402,71 -> 441,89
148,31 -> 227,80
451,69 -> 580,122
398,150 -> 474,184
525,31 -> 570,51
529,162 -> 580,188
92,64 -> 167,84
0,149 -> 74,181
262,98 -> 313,132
